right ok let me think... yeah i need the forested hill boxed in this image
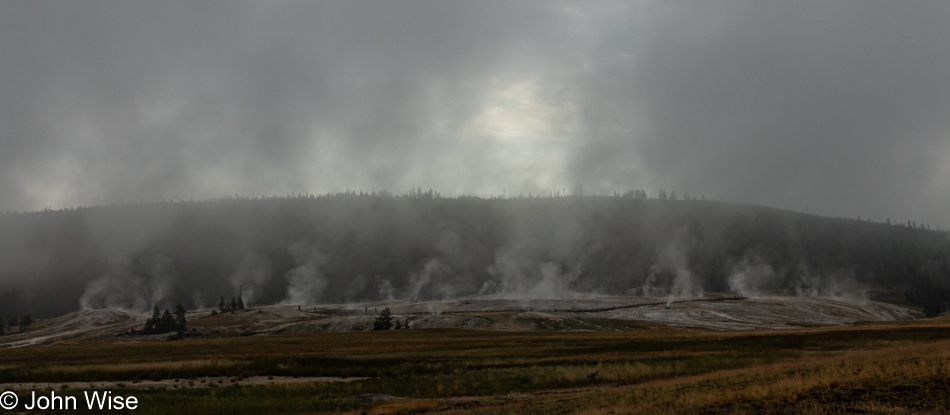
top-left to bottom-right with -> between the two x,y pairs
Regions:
1,193 -> 949,318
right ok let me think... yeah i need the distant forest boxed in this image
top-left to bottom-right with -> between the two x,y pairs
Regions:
1,190 -> 949,318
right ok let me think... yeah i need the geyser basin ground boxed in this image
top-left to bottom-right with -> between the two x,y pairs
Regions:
0,295 -> 917,347
291,294 -> 916,333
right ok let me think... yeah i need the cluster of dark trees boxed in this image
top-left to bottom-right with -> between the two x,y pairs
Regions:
141,305 -> 187,335
1,191 -> 949,318
0,314 -> 32,335
212,293 -> 245,316
372,308 -> 409,330
620,188 -> 703,202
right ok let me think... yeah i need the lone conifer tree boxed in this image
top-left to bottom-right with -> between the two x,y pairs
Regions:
237,285 -> 245,309
218,297 -> 227,313
145,305 -> 160,333
373,307 -> 393,331
173,304 -> 187,333
160,309 -> 176,332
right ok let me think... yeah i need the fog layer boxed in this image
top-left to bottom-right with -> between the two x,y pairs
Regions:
1,1 -> 949,228
1,194 -> 948,318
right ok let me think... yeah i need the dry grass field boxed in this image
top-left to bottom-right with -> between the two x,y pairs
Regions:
2,315 -> 950,414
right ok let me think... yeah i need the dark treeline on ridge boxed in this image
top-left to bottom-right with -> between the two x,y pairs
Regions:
1,191 -> 949,318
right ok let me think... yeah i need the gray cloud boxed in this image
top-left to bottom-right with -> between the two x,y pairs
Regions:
1,1 -> 948,227
570,1 -> 950,226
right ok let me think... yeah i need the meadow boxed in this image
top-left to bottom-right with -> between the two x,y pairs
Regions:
3,317 -> 950,414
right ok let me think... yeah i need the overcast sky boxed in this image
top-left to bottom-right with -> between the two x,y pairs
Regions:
2,1 -> 948,227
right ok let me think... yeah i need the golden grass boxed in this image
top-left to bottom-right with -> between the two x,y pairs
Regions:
33,359 -> 239,376
443,337 -> 950,414
3,316 -> 950,414
368,399 -> 441,414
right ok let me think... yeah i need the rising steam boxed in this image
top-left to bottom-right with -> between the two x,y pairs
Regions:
282,241 -> 328,305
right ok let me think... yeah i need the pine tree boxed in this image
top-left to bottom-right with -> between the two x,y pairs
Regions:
173,305 -> 187,333
372,307 -> 393,331
160,309 -> 176,332
230,297 -> 237,313
145,305 -> 160,333
237,285 -> 245,309
218,297 -> 227,313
